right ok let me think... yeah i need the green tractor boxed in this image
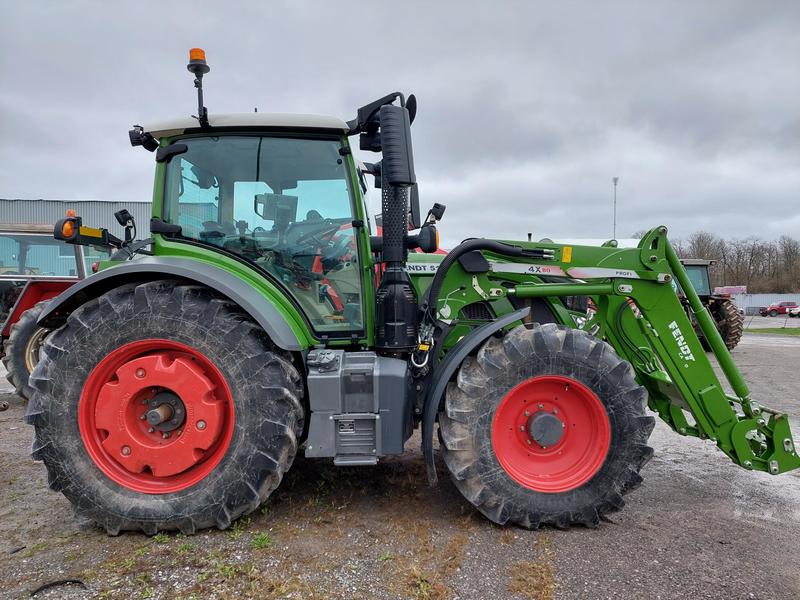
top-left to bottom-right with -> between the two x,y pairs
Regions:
27,50 -> 798,535
676,259 -> 744,351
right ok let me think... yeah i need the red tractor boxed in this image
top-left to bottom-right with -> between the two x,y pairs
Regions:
1,223 -> 106,406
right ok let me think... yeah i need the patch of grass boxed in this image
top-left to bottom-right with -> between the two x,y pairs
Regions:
214,559 -> 238,579
228,520 -> 245,541
177,541 -> 197,554
21,541 -> 48,557
250,532 -> 274,550
506,559 -> 556,600
134,545 -> 149,557
139,587 -> 155,599
406,567 -> 448,600
151,532 -> 170,544
745,327 -> 800,336
258,575 -> 318,599
379,551 -> 394,562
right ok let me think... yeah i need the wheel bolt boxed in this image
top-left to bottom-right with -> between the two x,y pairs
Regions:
538,403 -> 544,409
519,425 -> 525,432
524,410 -> 530,417
148,427 -> 155,433
139,414 -> 146,420
135,368 -> 146,379
121,446 -> 131,456
162,432 -> 170,439
197,420 -> 206,430
526,439 -> 531,445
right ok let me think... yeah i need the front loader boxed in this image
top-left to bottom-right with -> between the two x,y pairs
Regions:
26,50 -> 799,534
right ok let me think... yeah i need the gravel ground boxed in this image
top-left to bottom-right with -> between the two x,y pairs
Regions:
1,332 -> 798,600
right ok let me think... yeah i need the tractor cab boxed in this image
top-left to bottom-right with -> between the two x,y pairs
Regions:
152,123 -> 367,332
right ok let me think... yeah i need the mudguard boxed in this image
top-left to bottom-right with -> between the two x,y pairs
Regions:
422,307 -> 530,484
37,257 -> 303,351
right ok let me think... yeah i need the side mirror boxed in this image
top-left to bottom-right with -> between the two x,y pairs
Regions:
429,203 -> 446,221
408,184 -> 421,230
407,224 -> 438,253
191,165 -> 218,190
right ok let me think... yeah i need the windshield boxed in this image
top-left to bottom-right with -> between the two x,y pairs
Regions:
0,233 -> 82,278
163,135 -> 363,333
683,265 -> 711,296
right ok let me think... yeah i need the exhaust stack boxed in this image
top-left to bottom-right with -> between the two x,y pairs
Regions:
374,104 -> 418,352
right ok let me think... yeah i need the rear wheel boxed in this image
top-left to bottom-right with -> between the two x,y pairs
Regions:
2,300 -> 50,400
439,324 -> 654,529
769,309 -> 778,317
26,281 -> 304,534
712,298 -> 744,351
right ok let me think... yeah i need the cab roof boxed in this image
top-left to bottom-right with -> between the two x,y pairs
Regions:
143,113 -> 350,138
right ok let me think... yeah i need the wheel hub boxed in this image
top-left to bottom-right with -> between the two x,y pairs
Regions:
527,411 -> 564,448
78,339 -> 234,493
145,391 -> 186,432
491,375 -> 611,493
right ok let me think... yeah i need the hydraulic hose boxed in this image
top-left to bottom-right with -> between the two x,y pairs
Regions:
421,238 -> 553,324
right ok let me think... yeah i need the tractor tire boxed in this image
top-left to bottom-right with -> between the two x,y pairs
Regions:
439,323 -> 654,529
2,300 -> 50,400
712,298 -> 744,351
26,281 -> 304,535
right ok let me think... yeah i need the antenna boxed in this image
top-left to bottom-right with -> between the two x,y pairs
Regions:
187,48 -> 210,128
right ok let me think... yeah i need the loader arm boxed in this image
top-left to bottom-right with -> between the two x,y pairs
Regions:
429,226 -> 799,476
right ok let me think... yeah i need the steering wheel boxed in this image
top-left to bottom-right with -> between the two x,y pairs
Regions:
322,235 -> 352,264
295,221 -> 341,247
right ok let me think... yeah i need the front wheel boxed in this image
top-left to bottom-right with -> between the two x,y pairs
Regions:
439,324 -> 654,529
26,281 -> 304,534
769,310 -> 778,317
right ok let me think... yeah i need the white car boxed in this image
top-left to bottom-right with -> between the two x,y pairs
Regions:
789,306 -> 800,317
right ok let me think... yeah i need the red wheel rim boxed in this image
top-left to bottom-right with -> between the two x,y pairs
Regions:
491,375 -> 610,493
78,339 -> 234,494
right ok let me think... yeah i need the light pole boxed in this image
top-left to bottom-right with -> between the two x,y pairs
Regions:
612,177 -> 619,240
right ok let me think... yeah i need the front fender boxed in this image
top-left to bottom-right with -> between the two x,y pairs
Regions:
421,307 -> 530,484
38,257 -> 305,351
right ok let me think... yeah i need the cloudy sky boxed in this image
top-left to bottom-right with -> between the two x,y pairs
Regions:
2,1 -> 798,247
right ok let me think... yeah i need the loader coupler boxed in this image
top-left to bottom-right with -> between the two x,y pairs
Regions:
729,411 -> 800,475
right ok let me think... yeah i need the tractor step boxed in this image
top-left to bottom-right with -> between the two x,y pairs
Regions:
333,455 -> 379,467
304,350 -> 412,463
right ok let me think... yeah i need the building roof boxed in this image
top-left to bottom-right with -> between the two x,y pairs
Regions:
142,113 -> 350,138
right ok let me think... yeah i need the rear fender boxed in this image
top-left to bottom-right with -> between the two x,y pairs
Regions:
2,280 -> 74,338
38,257 -> 304,351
